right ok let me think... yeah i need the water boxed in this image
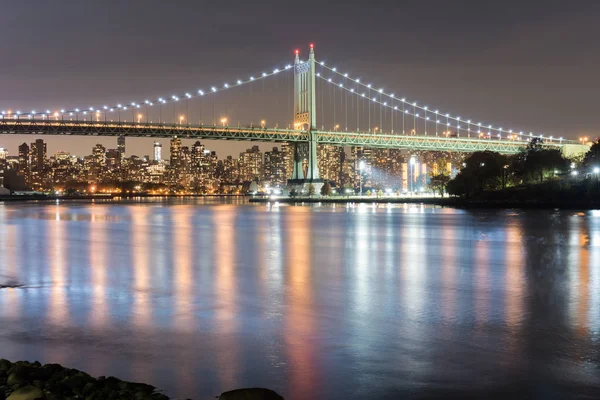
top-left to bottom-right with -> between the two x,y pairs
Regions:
1,199 -> 599,399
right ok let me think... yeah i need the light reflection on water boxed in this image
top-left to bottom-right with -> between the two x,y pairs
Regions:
0,200 -> 599,399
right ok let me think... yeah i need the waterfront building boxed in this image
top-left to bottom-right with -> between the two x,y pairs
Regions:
239,145 -> 263,182
264,146 -> 287,186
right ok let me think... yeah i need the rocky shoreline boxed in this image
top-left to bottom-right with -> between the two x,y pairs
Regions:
0,359 -> 284,400
0,359 -> 168,400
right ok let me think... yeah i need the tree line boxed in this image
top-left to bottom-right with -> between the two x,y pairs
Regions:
438,138 -> 600,198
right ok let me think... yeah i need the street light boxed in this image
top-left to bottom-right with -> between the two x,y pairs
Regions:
179,115 -> 185,125
137,114 -> 143,123
221,118 -> 228,127
261,120 -> 266,128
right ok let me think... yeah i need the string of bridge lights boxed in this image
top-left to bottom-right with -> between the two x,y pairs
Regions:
0,63 -> 294,121
316,60 -> 565,143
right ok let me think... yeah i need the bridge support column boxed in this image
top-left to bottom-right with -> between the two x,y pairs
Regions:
291,143 -> 305,180
287,44 -> 323,195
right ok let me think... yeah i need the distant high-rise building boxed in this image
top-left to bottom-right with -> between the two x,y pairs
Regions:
117,135 -> 126,156
351,146 -> 373,187
170,137 -> 182,168
280,142 -> 293,179
30,139 -> 47,173
153,141 -> 162,162
221,155 -> 239,184
18,143 -> 29,176
92,144 -> 106,167
0,147 -> 7,161
264,146 -> 287,186
105,149 -> 121,169
55,151 -> 71,162
239,145 -> 263,182
168,137 -> 183,187
318,145 -> 344,185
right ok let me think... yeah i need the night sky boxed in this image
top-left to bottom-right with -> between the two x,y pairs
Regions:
1,0 -> 599,157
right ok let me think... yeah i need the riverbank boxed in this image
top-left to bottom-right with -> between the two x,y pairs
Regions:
250,196 -> 451,205
250,196 -> 600,209
0,194 -> 248,203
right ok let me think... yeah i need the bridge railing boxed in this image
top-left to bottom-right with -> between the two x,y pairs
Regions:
0,119 -> 587,155
314,130 -> 581,154
0,119 -> 309,142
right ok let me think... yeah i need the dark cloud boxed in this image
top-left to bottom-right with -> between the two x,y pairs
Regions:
0,0 -> 598,156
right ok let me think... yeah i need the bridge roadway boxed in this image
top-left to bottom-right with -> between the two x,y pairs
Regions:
0,120 -> 586,155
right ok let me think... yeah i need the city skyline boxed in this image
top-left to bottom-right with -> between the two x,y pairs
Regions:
0,134 -> 446,195
1,0 -> 599,157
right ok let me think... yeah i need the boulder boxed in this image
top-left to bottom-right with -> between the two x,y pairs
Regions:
219,388 -> 284,400
0,361 -> 11,372
6,386 -> 44,400
6,374 -> 24,387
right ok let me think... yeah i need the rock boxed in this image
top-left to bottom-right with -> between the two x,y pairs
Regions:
219,388 -> 284,400
134,391 -> 151,400
6,386 -> 44,400
0,361 -> 11,372
0,361 -> 168,400
81,382 -> 98,396
102,376 -> 121,390
124,382 -> 154,395
30,382 -> 43,390
43,382 -> 71,397
62,372 -> 93,393
85,392 -> 108,400
6,374 -> 23,387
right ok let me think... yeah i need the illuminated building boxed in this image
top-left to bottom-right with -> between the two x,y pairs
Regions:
239,145 -> 263,182
264,146 -> 287,186
153,141 -> 162,162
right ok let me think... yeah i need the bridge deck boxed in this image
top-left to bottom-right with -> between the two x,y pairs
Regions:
0,120 -> 583,155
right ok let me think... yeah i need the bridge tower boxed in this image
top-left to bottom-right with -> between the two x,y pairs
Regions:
288,44 -> 323,194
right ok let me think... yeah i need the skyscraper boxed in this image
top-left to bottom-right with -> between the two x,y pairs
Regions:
117,135 -> 126,157
280,142 -> 293,179
264,146 -> 287,186
30,139 -> 47,173
18,143 -> 29,177
170,137 -> 182,168
29,139 -> 47,186
239,145 -> 263,182
317,145 -> 344,185
92,144 -> 106,167
153,141 -> 162,162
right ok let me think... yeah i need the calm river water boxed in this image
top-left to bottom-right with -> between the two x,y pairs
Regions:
0,198 -> 599,399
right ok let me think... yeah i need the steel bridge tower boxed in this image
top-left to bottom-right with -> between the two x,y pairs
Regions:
288,44 -> 323,193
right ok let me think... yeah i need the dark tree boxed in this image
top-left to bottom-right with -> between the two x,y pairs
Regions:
583,140 -> 600,169
429,174 -> 451,196
320,181 -> 332,196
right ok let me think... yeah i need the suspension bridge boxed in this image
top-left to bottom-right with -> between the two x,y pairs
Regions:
0,45 -> 588,189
